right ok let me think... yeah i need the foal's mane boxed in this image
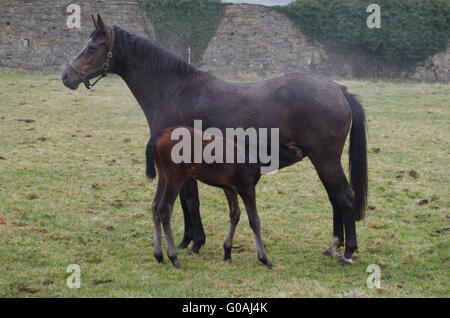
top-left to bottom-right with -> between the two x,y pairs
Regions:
112,26 -> 200,76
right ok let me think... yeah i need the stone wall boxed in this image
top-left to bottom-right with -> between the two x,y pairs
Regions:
412,41 -> 450,81
1,2 -> 448,80
199,4 -> 328,78
200,4 -> 449,80
0,0 -> 152,70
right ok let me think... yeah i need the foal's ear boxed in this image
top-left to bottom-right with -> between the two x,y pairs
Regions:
91,14 -> 98,29
96,14 -> 106,31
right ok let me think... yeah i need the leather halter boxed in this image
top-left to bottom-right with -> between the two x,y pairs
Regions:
68,28 -> 115,89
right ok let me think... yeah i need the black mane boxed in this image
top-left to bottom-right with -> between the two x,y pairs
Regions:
113,26 -> 200,76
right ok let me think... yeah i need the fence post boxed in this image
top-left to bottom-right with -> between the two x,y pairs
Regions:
188,47 -> 191,64
445,51 -> 448,83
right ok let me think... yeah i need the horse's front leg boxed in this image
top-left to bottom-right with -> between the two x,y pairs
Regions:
178,177 -> 206,254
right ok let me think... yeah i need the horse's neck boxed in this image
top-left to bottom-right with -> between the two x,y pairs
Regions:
111,31 -> 197,126
119,66 -> 188,125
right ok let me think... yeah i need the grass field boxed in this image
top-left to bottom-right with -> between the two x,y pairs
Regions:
0,69 -> 449,297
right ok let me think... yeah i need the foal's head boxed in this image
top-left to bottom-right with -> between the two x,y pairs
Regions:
62,14 -> 115,90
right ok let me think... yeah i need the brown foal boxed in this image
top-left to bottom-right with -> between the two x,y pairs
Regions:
146,126 -> 303,268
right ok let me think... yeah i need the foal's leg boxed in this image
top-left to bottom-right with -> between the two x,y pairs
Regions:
159,182 -> 183,268
152,177 -> 166,264
223,188 -> 241,262
178,178 -> 206,255
238,186 -> 272,269
310,156 -> 357,265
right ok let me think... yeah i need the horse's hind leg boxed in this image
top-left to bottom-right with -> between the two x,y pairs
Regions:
323,205 -> 344,259
238,186 -> 273,269
178,178 -> 205,255
159,181 -> 183,268
310,155 -> 357,265
152,177 -> 166,264
223,188 -> 241,262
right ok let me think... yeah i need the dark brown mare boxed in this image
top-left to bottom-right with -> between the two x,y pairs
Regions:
146,126 -> 303,268
62,15 -> 368,265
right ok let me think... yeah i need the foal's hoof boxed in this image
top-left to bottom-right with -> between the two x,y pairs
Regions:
154,253 -> 165,264
323,247 -> 339,259
170,258 -> 182,268
339,256 -> 353,266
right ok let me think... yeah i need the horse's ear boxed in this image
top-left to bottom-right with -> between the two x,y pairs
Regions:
91,14 -> 98,29
97,14 -> 105,31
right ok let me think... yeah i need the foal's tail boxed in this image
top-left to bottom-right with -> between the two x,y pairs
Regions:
342,86 -> 368,221
145,134 -> 158,180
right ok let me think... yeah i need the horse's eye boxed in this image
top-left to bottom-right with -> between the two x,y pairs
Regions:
87,45 -> 96,53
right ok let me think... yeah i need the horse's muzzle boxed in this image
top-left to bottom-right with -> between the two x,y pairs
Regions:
61,67 -> 81,90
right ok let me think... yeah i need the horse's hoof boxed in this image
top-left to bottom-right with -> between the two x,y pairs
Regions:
178,240 -> 191,249
187,248 -> 200,256
339,256 -> 353,266
323,248 -> 339,259
259,258 -> 273,269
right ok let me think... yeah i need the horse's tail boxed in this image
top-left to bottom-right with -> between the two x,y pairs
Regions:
342,86 -> 368,221
145,134 -> 158,180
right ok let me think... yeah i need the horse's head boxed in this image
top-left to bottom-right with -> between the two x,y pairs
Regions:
62,14 -> 115,90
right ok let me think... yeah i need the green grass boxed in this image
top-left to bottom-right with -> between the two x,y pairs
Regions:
0,69 -> 449,297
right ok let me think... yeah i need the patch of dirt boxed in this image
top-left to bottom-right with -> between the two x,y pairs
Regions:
418,199 -> 429,206
123,138 -> 131,143
92,279 -> 113,286
368,205 -> 376,210
43,280 -> 54,285
415,214 -> 431,218
232,245 -> 247,253
372,147 -> 381,153
131,158 -> 143,164
434,227 -> 450,235
0,216 -> 6,225
17,284 -> 39,294
0,156 -> 5,160
85,135 -> 92,138
37,137 -> 48,142
16,119 -> 35,123
107,199 -> 128,209
408,170 -> 419,179
395,171 -> 405,179
26,193 -> 39,200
